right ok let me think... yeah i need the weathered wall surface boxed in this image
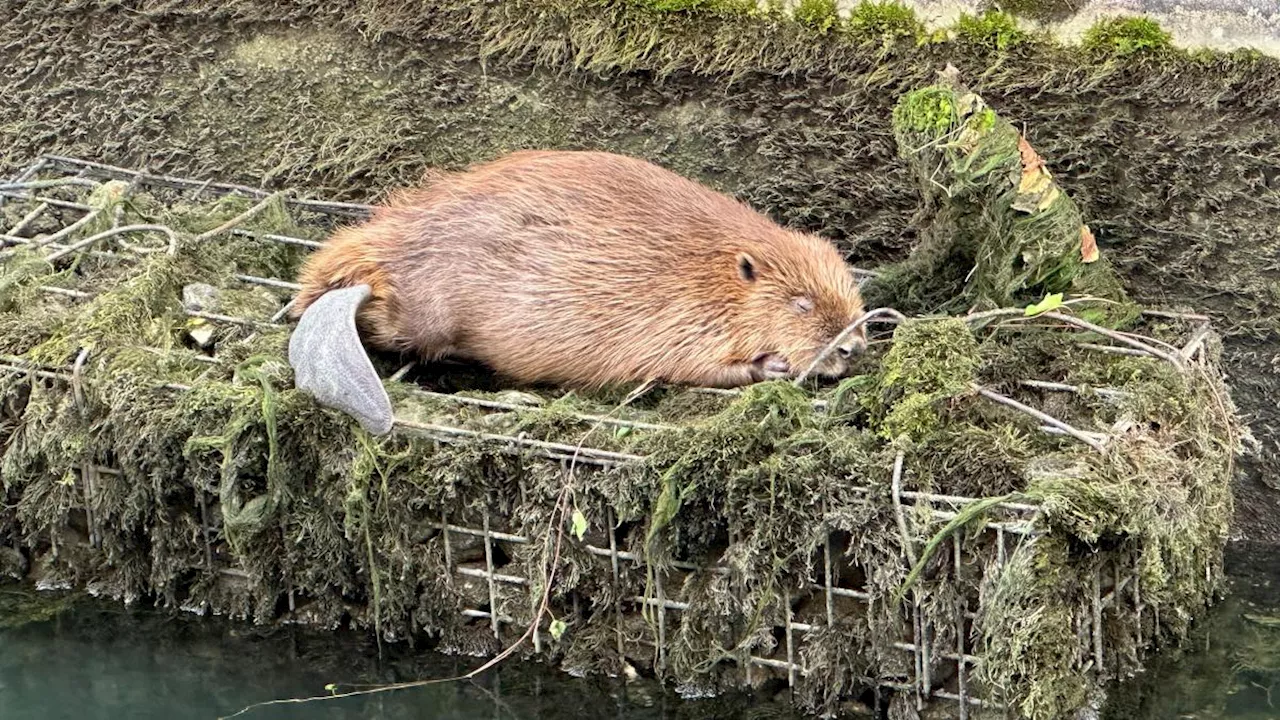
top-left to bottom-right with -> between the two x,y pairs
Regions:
2,0 -> 1278,544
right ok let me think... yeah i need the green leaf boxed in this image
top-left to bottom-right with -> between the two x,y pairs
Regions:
571,509 -> 588,541
614,426 -> 633,439
1024,292 -> 1064,317
325,683 -> 338,695
549,618 -> 567,640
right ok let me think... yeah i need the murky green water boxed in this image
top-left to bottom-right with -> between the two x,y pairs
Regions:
0,587 -> 802,720
1098,545 -> 1280,720
2,550 -> 1277,720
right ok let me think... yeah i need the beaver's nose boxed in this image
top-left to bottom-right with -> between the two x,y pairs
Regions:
837,336 -> 866,358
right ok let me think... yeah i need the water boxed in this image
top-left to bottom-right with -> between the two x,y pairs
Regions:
2,552 -> 1277,720
0,588 -> 801,720
1098,544 -> 1280,720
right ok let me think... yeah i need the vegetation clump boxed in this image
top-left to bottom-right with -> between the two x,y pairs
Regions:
846,0 -> 924,43
952,10 -> 1027,52
1082,16 -> 1174,57
792,0 -> 839,34
870,70 -> 1137,327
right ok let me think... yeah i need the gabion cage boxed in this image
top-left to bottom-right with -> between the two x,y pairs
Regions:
0,155 -> 1228,719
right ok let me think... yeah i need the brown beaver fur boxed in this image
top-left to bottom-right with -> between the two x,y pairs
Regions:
291,150 -> 866,388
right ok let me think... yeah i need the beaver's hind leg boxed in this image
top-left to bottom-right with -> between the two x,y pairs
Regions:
288,284 -> 394,435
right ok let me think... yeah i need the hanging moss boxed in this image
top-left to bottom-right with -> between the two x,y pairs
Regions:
866,71 -> 1138,328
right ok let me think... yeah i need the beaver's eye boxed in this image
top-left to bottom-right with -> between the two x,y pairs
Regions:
791,296 -> 814,314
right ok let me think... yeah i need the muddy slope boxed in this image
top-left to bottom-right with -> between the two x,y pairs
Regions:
1,1 -> 1277,543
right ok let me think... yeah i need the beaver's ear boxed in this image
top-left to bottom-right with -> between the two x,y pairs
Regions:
737,253 -> 758,283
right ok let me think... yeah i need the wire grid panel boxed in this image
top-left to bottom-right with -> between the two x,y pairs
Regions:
0,155 -> 1191,717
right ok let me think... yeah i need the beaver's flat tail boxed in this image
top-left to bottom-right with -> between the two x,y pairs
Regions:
288,284 -> 394,435
287,225 -> 398,436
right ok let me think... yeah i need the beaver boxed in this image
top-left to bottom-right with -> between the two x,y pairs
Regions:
287,150 -> 867,435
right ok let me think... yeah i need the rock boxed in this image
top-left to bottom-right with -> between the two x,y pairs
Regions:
182,283 -> 221,313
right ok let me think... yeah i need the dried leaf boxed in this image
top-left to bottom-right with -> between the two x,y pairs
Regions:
1018,164 -> 1053,196
1018,135 -> 1045,175
1080,225 -> 1100,263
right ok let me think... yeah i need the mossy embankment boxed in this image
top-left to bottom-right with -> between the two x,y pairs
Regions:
3,2 -> 1276,549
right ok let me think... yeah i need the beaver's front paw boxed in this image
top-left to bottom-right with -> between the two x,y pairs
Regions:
751,353 -> 792,381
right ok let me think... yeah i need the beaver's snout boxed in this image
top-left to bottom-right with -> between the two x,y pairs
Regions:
836,335 -> 867,358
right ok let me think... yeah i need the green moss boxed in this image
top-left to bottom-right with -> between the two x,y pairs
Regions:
870,319 -> 981,441
846,0 -> 924,44
1081,16 -> 1174,57
890,86 -> 956,135
953,10 -> 1027,52
793,0 -> 839,34
0,247 -> 55,313
25,253 -> 187,365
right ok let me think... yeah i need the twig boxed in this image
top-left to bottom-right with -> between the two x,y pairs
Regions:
44,224 -> 178,262
973,384 -> 1106,452
794,307 -> 906,385
0,177 -> 100,192
890,452 -> 917,567
1038,311 -> 1184,368
1179,322 -> 1214,360
963,308 -> 1185,369
194,189 -> 294,242
1019,379 -> 1128,400
1078,343 -> 1148,358
1141,309 -> 1211,322
20,208 -> 102,252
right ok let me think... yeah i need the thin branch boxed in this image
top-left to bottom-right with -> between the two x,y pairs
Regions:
194,189 -> 294,242
973,384 -> 1106,452
794,307 -> 906,385
44,224 -> 177,262
963,308 -> 1185,369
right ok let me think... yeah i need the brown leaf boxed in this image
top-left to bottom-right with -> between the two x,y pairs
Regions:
1018,135 -> 1045,175
1080,224 -> 1099,263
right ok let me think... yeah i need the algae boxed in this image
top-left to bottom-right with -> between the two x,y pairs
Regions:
867,70 -> 1138,328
